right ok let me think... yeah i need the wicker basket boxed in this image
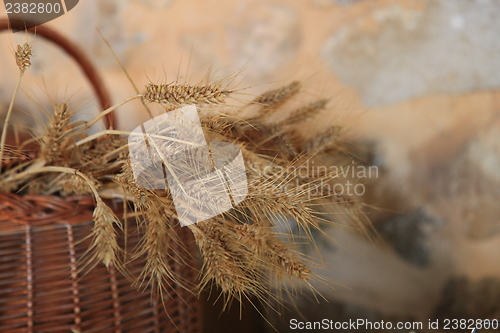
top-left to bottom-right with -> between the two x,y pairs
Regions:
0,18 -> 201,333
0,192 -> 201,333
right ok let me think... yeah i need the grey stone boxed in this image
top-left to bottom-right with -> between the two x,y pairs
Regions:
322,0 -> 500,106
434,276 -> 500,320
228,2 -> 299,82
377,208 -> 444,267
435,124 -> 500,239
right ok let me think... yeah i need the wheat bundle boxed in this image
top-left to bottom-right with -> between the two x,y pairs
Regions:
0,28 -> 367,324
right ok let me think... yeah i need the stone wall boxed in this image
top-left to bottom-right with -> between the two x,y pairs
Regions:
1,0 -> 499,331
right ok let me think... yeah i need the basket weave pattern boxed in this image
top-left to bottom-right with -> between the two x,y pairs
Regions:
0,192 -> 201,333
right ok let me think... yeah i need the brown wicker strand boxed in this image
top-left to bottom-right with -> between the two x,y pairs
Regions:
25,225 -> 33,332
0,193 -> 201,332
67,224 -> 82,331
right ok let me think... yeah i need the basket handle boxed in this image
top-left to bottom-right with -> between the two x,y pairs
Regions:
0,18 -> 116,129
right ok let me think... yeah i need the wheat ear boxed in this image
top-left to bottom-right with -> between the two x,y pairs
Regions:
142,83 -> 233,105
188,221 -> 265,301
0,43 -> 32,173
278,99 -> 329,126
0,165 -> 120,268
15,42 -> 32,75
88,197 -> 122,268
40,103 -> 71,163
303,126 -> 342,152
135,208 -> 180,291
254,81 -> 300,111
234,224 -> 311,281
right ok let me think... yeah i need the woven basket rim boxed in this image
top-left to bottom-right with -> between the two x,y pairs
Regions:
0,191 -> 123,228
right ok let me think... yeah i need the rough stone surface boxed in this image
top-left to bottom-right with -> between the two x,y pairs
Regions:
434,276 -> 500,320
377,208 -> 444,267
436,123 -> 500,240
322,0 -> 500,106
228,2 -> 299,82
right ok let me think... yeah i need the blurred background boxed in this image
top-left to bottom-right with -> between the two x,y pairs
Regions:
1,0 -> 500,332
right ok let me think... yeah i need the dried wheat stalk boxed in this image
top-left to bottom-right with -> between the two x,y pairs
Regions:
40,103 -> 71,163
15,42 -> 32,76
278,99 -> 329,126
142,82 -> 233,105
0,42 -> 33,174
87,197 -> 122,268
1,42 -> 369,313
254,81 -> 300,111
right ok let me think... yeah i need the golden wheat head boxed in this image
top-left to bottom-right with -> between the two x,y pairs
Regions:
142,83 -> 233,106
15,42 -> 32,76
